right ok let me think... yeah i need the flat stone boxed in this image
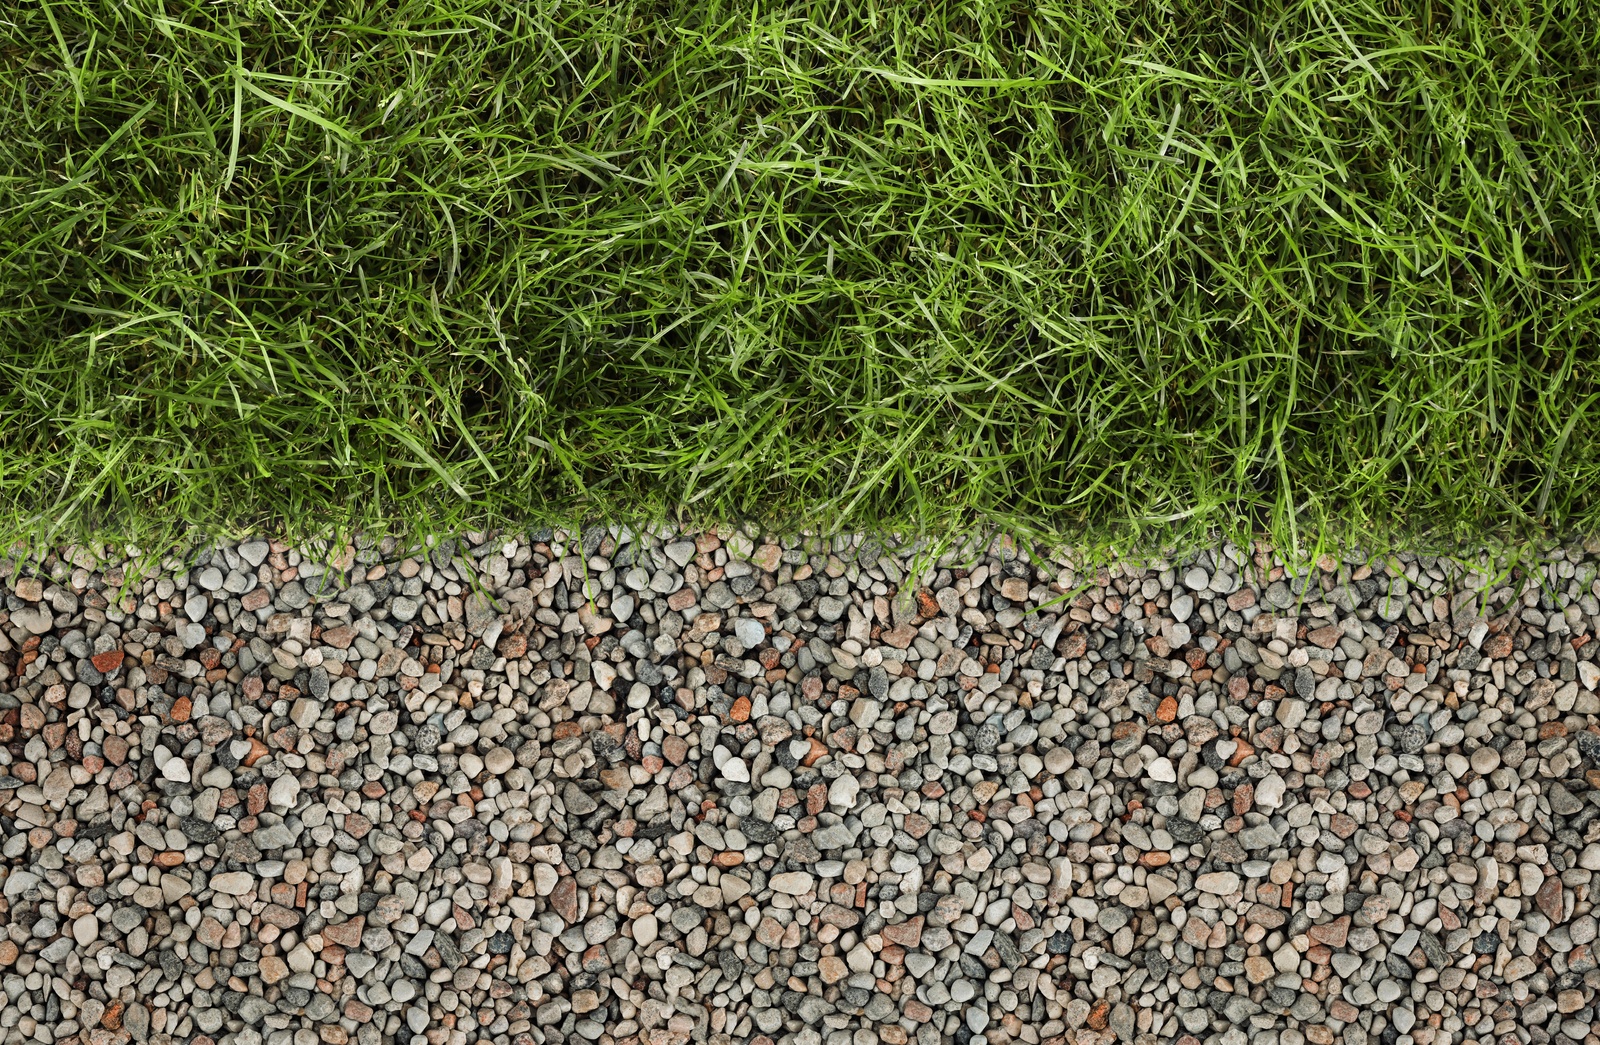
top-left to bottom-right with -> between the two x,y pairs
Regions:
770,872 -> 814,896
210,872 -> 255,896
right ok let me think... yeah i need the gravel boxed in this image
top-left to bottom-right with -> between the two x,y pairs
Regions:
2,530 -> 1600,1045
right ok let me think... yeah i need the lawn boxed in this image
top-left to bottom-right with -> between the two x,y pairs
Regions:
3,0 -> 1598,557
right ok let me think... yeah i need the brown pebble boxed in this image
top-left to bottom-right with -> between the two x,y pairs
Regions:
1537,878 -> 1565,923
1307,916 -> 1349,948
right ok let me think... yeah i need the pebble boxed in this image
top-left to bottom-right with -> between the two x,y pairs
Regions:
209,871 -> 254,896
1196,871 -> 1241,894
1254,771 -> 1286,811
733,616 -> 765,649
268,774 -> 299,808
770,871 -> 814,895
2,532 -> 1598,1045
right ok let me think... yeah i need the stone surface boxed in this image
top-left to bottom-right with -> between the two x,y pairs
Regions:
0,532 -> 1596,1045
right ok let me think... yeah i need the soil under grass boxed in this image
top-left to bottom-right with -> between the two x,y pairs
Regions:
2,0 -> 1598,555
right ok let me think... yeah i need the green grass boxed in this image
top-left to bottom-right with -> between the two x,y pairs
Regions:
3,0 -> 1599,559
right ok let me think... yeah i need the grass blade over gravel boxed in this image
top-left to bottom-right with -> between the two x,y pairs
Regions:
2,0 -> 1598,552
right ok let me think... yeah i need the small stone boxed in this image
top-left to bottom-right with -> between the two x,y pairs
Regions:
770,872 -> 814,895
849,698 -> 881,730
734,617 -> 765,649
1254,773 -> 1286,811
584,915 -> 617,945
10,605 -> 51,635
73,915 -> 99,947
269,775 -> 300,809
210,872 -> 255,896
551,877 -> 578,922
1536,878 -> 1564,923
1307,917 -> 1349,948
289,697 -> 321,728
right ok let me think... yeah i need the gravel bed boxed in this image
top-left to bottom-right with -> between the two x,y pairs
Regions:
2,530 -> 1600,1045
